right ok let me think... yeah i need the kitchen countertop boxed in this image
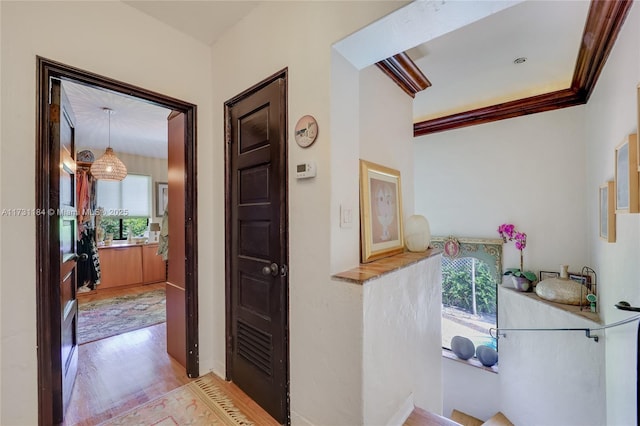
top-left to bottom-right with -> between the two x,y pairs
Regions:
97,241 -> 159,249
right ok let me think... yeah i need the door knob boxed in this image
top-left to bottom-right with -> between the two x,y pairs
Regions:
70,253 -> 89,262
262,263 -> 279,277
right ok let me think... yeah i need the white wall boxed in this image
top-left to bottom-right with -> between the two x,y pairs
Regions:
583,3 -> 640,424
0,3 -> 213,424
330,50 -> 361,273
414,106 -> 588,282
328,38 -> 426,425
498,287 -> 606,425
209,2 -> 405,424
362,255 -> 443,424
442,358 -> 500,421
359,65 -> 415,217
0,2 -> 3,420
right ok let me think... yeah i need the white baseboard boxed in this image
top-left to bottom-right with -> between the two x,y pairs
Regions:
386,393 -> 414,426
291,410 -> 315,426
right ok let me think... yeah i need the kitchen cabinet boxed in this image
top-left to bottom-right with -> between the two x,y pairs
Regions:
142,244 -> 167,284
98,243 -> 166,289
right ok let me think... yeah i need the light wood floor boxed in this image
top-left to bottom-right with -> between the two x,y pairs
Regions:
65,284 -> 278,425
77,281 -> 165,304
404,407 -> 461,426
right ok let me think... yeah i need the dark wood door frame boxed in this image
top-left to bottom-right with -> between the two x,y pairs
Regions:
35,57 -> 199,426
224,68 -> 290,422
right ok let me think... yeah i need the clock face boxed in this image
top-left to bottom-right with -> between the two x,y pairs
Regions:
77,150 -> 95,163
294,115 -> 318,148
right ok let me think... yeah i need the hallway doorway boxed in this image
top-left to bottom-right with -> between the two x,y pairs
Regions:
35,57 -> 199,425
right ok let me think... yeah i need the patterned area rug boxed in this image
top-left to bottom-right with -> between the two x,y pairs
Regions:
99,374 -> 255,426
78,289 -> 166,344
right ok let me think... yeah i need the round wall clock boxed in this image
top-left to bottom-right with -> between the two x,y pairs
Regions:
77,150 -> 95,163
294,115 -> 318,148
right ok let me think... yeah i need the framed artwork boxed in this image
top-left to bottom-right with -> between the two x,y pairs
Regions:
359,159 -> 404,263
569,273 -> 591,285
615,134 -> 639,213
156,182 -> 168,217
443,237 -> 460,258
599,181 -> 616,242
540,271 -> 560,281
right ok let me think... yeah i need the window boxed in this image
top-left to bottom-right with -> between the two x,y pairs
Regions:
97,174 -> 151,240
442,256 -> 497,350
432,237 -> 503,353
100,216 -> 149,240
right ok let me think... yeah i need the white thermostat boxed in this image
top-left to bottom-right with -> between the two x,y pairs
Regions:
296,162 -> 317,179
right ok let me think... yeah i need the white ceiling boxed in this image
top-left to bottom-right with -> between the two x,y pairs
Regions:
63,0 -> 592,160
410,0 -> 590,121
62,80 -> 171,159
124,0 -> 260,46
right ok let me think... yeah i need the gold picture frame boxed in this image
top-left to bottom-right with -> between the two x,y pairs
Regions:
359,159 -> 404,263
615,133 -> 639,214
599,181 -> 615,242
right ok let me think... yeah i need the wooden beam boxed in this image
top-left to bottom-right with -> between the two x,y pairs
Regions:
414,88 -> 582,135
414,0 -> 632,136
571,0 -> 633,100
375,52 -> 431,98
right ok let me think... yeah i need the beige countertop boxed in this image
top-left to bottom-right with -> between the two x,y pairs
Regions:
331,249 -> 442,285
98,241 -> 159,250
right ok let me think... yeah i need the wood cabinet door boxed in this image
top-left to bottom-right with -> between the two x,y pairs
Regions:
98,246 -> 143,288
142,244 -> 167,284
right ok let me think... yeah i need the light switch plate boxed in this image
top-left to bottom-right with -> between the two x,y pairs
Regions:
340,204 -> 353,228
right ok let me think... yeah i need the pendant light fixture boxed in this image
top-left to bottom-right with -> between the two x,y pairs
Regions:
90,107 -> 127,181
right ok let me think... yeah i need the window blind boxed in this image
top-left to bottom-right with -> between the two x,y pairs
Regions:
97,174 -> 151,217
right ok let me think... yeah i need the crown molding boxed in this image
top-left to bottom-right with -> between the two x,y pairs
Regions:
411,0 -> 632,136
375,52 -> 431,98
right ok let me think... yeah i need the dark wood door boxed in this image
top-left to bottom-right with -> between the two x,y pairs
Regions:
49,79 -> 79,422
225,72 -> 289,424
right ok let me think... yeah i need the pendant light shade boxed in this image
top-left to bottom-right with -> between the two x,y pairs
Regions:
90,147 -> 127,181
90,108 -> 127,181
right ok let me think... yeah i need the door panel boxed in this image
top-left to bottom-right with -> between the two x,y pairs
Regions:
50,79 -> 79,422
226,73 -> 288,424
166,111 -> 187,367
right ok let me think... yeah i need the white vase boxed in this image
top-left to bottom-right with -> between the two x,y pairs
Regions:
510,275 -> 531,292
404,215 -> 431,252
560,264 -> 569,279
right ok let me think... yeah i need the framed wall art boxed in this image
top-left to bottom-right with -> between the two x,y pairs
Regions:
569,273 -> 591,285
599,181 -> 616,242
615,133 -> 639,214
359,159 -> 404,263
156,182 -> 168,217
540,271 -> 560,281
